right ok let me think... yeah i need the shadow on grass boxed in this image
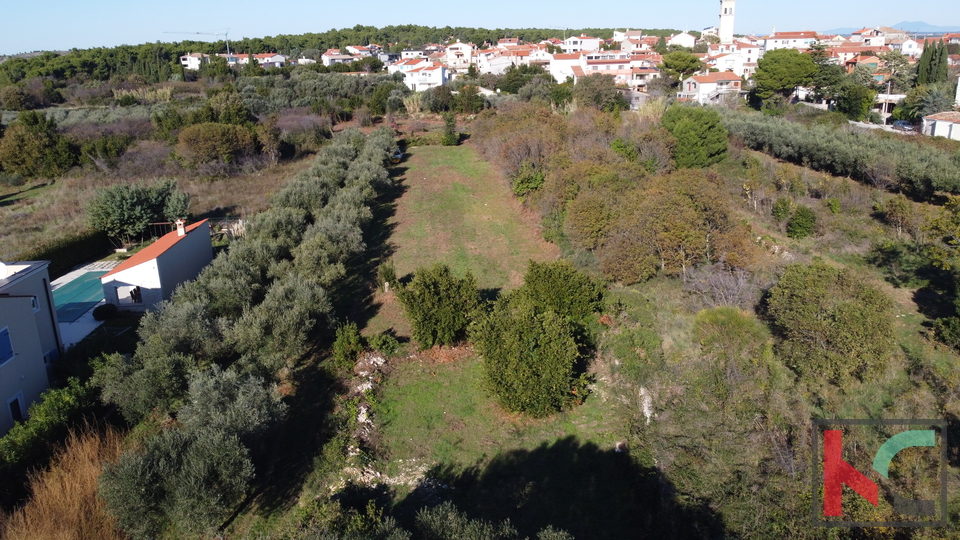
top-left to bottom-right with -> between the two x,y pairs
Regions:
0,183 -> 47,207
392,436 -> 728,539
335,176 -> 407,330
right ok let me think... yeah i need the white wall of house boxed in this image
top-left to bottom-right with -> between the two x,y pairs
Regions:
0,297 -> 51,435
0,261 -> 60,364
668,33 -> 697,49
562,35 -> 601,54
179,53 -> 209,70
403,65 -> 448,91
157,224 -> 213,301
924,118 -> 960,140
101,261 -> 163,310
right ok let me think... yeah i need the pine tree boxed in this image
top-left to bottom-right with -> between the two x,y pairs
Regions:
933,41 -> 949,84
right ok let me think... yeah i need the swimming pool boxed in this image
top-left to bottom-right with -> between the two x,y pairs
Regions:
53,271 -> 107,323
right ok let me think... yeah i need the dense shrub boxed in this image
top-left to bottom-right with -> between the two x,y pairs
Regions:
0,111 -> 77,177
661,105 -> 728,168
472,291 -> 584,417
86,178 -> 190,245
0,379 -> 96,469
175,122 -> 256,165
396,264 -> 481,349
519,260 -> 604,322
786,205 -> 816,239
333,322 -> 364,366
765,262 -> 894,382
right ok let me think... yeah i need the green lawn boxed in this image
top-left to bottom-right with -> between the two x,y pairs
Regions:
389,145 -> 556,290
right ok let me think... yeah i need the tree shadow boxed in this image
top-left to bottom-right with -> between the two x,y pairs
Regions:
334,178 -> 407,331
0,183 -> 47,207
393,436 -> 728,539
195,205 -> 241,220
244,350 -> 344,516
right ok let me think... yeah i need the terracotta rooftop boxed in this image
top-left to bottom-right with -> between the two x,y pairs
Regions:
102,220 -> 209,279
925,111 -> 960,122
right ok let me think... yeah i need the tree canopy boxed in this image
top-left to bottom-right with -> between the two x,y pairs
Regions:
752,48 -> 817,100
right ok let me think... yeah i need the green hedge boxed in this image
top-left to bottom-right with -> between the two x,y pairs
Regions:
16,229 -> 113,278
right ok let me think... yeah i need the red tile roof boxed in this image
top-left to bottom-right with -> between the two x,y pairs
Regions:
925,112 -> 960,122
691,71 -> 741,83
102,220 -> 209,279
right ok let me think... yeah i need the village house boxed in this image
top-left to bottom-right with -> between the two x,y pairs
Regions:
402,63 -> 448,91
561,34 -> 601,54
345,46 -> 372,56
321,49 -> 357,67
922,112 -> 960,141
0,261 -> 62,435
444,42 -> 475,70
179,52 -> 210,70
761,31 -> 818,53
677,71 -> 742,104
100,220 -> 213,312
667,32 -> 697,49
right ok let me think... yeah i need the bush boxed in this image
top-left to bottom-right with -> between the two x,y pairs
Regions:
367,332 -> 401,356
519,260 -> 604,322
0,379 -> 96,469
0,111 -> 77,178
771,197 -> 792,222
333,322 -> 364,366
440,112 -> 458,146
472,291 -> 584,417
661,105 -> 728,168
786,205 -> 816,239
175,122 -> 255,165
765,262 -> 894,382
86,178 -> 190,245
0,171 -> 26,189
510,162 -> 545,197
92,303 -> 117,321
395,264 -> 480,349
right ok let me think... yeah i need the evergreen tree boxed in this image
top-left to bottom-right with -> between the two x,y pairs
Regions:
656,36 -> 667,54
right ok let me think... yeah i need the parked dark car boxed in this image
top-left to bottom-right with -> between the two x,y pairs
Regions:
892,120 -> 915,132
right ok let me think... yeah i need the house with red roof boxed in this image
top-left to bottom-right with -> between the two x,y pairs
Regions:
761,31 -> 819,53
677,71 -> 743,104
100,220 -> 212,311
402,63 -> 449,91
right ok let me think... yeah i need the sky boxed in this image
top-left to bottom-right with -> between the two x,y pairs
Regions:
1,0 -> 957,55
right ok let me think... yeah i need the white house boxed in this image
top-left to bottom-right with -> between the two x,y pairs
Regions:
562,34 -> 602,54
179,53 -> 210,71
677,71 -> 743,104
761,31 -> 819,53
388,57 -> 432,75
667,32 -> 697,49
321,49 -> 357,67
886,38 -> 921,57
475,49 -> 513,75
923,112 -> 960,141
345,46 -> 372,56
100,220 -> 213,311
0,260 -> 61,434
401,49 -> 425,59
549,53 -> 583,83
444,42 -> 475,70
402,63 -> 448,91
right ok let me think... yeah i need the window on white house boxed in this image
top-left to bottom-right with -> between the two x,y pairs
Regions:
0,327 -> 13,366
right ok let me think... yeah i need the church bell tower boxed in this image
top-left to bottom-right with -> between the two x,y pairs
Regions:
719,0 -> 736,44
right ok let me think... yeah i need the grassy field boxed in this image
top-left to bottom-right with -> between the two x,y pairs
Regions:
387,144 -> 557,290
363,144 -> 557,338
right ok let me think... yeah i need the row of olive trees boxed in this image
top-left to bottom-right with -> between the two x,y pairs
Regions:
720,108 -> 960,198
396,260 -> 603,417
93,127 -> 398,538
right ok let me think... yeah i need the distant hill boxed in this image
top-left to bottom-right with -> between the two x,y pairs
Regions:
820,21 -> 960,36
888,21 -> 960,33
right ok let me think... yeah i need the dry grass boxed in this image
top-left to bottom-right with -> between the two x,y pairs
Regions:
0,426 -> 127,540
0,152 -> 317,259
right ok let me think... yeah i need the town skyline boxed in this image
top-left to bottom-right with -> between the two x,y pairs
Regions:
1,0 -> 957,56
